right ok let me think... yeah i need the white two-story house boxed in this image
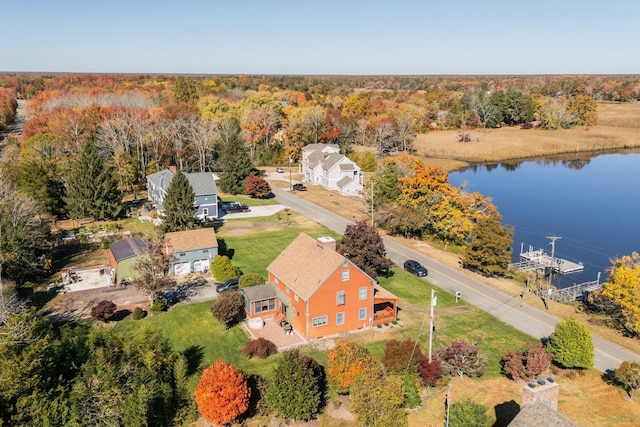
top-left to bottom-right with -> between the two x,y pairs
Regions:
301,144 -> 363,196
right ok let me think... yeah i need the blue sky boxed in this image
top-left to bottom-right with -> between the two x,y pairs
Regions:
3,0 -> 639,75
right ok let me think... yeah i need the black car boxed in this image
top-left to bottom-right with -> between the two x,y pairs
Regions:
404,259 -> 428,277
216,278 -> 239,293
224,202 -> 250,213
292,183 -> 307,191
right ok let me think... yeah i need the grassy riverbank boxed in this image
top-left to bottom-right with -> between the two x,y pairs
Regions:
415,102 -> 640,171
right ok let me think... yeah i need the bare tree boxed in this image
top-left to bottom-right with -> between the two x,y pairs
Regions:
187,117 -> 218,172
395,114 -> 416,152
130,232 -> 176,304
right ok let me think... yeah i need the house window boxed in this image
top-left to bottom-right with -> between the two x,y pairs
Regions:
336,312 -> 345,326
341,269 -> 349,281
202,249 -> 208,253
285,286 -> 290,294
358,307 -> 367,321
179,253 -> 186,257
203,208 -> 209,216
294,294 -> 299,302
312,315 -> 328,327
336,291 -> 345,306
359,287 -> 367,300
343,259 -> 348,268
254,298 -> 276,314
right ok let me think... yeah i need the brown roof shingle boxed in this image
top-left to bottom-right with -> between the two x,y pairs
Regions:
267,233 -> 346,301
508,399 -> 577,427
164,228 -> 218,254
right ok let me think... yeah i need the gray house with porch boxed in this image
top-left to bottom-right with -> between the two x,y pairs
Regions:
147,167 -> 219,222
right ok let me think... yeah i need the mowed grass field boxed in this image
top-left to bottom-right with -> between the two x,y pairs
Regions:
415,102 -> 640,167
112,214 -> 611,426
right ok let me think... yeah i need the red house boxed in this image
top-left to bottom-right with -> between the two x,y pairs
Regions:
243,233 -> 398,340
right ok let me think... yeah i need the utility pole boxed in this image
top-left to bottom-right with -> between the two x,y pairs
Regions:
370,179 -> 375,227
289,157 -> 292,190
547,236 -> 560,287
428,289 -> 437,362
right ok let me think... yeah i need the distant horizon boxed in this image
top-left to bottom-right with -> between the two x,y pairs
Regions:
2,71 -> 640,78
4,1 -> 640,75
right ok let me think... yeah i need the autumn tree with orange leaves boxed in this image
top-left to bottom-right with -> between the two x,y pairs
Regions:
326,341 -> 380,394
194,360 -> 251,426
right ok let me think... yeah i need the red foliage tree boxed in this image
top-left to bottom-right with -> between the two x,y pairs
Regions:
501,350 -> 526,381
90,300 -> 117,321
382,338 -> 423,374
417,356 -> 444,386
245,174 -> 271,198
524,343 -> 554,379
439,339 -> 485,378
194,360 -> 251,426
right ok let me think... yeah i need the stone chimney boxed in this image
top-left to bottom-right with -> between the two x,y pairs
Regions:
169,165 -> 177,174
317,236 -> 336,251
521,378 -> 560,410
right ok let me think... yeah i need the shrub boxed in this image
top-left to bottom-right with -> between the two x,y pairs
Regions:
239,273 -> 265,288
417,356 -> 444,387
546,317 -> 594,369
90,300 -> 117,321
151,294 -> 168,312
212,255 -> 241,282
382,338 -> 424,375
402,374 -> 421,409
210,291 -> 244,328
243,338 -> 278,359
501,350 -> 526,380
439,339 -> 485,378
449,397 -> 489,427
132,306 -> 146,320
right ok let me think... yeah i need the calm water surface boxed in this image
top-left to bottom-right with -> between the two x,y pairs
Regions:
448,152 -> 640,288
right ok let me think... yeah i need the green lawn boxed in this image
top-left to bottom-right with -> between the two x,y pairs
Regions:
218,194 -> 279,207
217,214 -> 341,276
120,216 -> 155,235
113,214 -> 535,394
114,302 -> 279,386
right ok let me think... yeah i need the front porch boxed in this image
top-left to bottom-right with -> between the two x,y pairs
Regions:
373,285 -> 399,326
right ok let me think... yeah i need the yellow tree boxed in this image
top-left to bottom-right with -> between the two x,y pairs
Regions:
592,252 -> 640,335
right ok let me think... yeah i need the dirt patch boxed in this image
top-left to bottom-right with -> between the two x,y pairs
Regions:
221,221 -> 282,236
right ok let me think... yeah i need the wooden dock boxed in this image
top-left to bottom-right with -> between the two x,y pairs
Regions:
510,246 -> 584,274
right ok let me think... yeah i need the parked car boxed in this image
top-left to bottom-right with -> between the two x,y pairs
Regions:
292,183 -> 307,191
224,202 -> 250,213
216,278 -> 239,293
404,259 -> 428,277
276,167 -> 285,173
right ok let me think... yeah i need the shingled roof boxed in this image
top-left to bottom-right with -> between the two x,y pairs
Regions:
109,238 -> 146,262
147,169 -> 218,196
508,399 -> 577,427
267,233 -> 348,301
164,228 -> 218,254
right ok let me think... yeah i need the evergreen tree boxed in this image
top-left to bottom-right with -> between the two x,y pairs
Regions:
65,142 -> 122,220
546,317 -> 594,369
463,213 -> 514,277
219,136 -> 254,195
161,170 -> 196,232
264,349 -> 324,421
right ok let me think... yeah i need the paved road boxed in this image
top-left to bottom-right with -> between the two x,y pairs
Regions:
270,185 -> 640,372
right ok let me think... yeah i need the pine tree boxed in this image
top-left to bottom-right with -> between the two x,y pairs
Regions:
219,136 -> 254,195
65,142 -> 122,220
463,213 -> 513,277
161,170 -> 196,232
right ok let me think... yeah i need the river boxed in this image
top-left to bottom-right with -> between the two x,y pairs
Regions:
448,151 -> 640,289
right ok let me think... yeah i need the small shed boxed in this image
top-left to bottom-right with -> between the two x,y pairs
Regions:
164,228 -> 219,275
108,237 -> 147,283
